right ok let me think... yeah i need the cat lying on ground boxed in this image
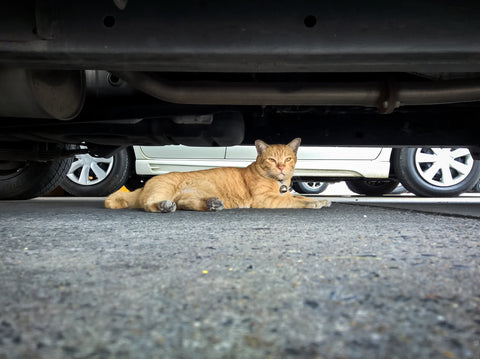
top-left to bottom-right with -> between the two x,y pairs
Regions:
105,138 -> 331,212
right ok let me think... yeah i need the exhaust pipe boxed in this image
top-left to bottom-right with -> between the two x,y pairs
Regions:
118,71 -> 480,114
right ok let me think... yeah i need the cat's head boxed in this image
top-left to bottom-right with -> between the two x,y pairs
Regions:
254,138 -> 301,181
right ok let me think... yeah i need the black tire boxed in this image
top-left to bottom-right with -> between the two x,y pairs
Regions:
292,181 -> 328,194
60,148 -> 132,197
473,181 -> 480,193
392,147 -> 480,197
0,158 -> 73,200
125,175 -> 151,192
345,179 -> 400,196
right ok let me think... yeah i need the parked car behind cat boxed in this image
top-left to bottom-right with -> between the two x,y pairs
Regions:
60,145 -> 480,197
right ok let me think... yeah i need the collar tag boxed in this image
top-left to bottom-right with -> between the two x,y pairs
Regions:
279,184 -> 288,194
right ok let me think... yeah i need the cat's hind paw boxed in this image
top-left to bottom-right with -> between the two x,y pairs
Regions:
206,197 -> 224,212
157,200 -> 177,213
105,197 -> 128,209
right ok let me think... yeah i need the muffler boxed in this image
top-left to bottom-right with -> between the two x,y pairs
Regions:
0,68 -> 85,120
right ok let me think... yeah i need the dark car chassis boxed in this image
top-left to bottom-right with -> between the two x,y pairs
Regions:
1,0 -> 480,162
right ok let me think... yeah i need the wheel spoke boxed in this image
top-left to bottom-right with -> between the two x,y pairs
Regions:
93,157 -> 113,165
416,152 -> 438,163
67,159 -> 84,175
430,148 -> 444,156
306,182 -> 320,189
440,164 -> 453,185
422,162 -> 441,181
90,162 -> 108,181
448,159 -> 471,175
450,148 -> 471,160
78,164 -> 91,185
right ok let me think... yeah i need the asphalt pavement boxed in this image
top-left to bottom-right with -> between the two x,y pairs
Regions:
0,197 -> 479,359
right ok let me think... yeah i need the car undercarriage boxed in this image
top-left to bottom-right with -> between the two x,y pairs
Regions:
1,1 -> 480,198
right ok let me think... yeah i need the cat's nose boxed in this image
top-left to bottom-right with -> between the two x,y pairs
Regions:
278,165 -> 285,171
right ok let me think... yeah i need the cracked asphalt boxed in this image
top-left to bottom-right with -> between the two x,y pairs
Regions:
0,198 -> 479,359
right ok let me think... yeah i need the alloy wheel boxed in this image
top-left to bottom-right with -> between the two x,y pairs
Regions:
66,153 -> 114,186
414,148 -> 474,187
302,182 -> 324,191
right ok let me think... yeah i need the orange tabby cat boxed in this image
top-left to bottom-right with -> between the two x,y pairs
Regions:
105,138 -> 331,212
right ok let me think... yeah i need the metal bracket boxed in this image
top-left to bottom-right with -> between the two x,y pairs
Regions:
377,78 -> 400,114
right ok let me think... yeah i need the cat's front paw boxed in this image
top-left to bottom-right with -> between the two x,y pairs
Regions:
319,199 -> 331,208
306,199 -> 331,209
206,197 -> 224,212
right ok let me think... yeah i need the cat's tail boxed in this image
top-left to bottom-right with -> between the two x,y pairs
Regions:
105,188 -> 143,209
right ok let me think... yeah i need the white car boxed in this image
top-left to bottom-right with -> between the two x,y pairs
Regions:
60,145 -> 480,197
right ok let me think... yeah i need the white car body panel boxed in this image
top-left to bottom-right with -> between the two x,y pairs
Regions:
134,146 -> 392,180
140,145 -> 226,159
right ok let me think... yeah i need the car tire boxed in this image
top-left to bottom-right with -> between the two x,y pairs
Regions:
124,175 -> 151,192
473,181 -> 480,193
392,147 -> 480,197
60,148 -> 132,197
0,157 -> 73,200
345,179 -> 400,196
292,181 -> 328,194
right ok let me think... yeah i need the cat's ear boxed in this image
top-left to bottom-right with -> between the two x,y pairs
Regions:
255,140 -> 269,155
287,138 -> 301,154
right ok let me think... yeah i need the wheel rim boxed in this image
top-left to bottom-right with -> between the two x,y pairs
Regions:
66,152 -> 114,186
303,182 -> 323,190
414,148 -> 474,187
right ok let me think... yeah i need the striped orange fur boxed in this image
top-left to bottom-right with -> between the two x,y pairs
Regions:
105,138 -> 331,212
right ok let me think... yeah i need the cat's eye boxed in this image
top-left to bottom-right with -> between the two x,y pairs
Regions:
268,158 -> 276,163
285,157 -> 292,162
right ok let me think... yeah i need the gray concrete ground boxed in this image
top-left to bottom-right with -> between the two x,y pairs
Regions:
321,196 -> 480,219
0,197 -> 479,359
